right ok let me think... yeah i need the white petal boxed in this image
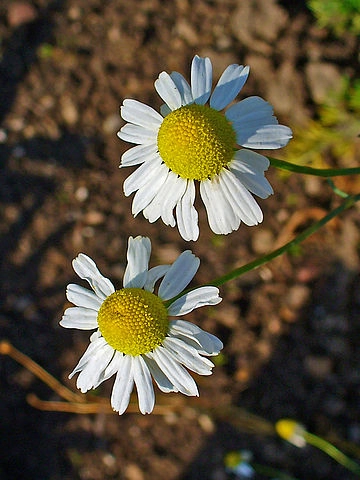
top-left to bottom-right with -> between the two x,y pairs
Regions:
111,355 -> 134,414
123,154 -> 162,196
232,148 -> 270,172
230,150 -> 273,199
168,286 -> 221,316
170,319 -> 223,355
160,103 -> 171,117
120,99 -> 163,129
199,179 -> 222,234
234,173 -> 272,200
132,164 -> 169,217
98,350 -> 123,384
142,171 -> 186,227
194,330 -> 223,356
238,124 -> 293,149
60,306 -> 98,330
69,334 -> 114,392
176,180 -> 199,241
143,355 -> 179,393
170,71 -> 193,105
69,332 -> 103,377
226,96 -> 276,125
226,97 -> 292,148
191,55 -> 212,105
142,176 -> 171,224
118,123 -> 158,145
210,64 -> 249,110
211,169 -> 264,226
120,143 -> 159,168
66,283 -> 103,310
76,343 -> 114,393
133,356 -> 155,414
159,250 -> 200,300
170,319 -> 203,336
155,71 -> 182,111
144,265 -> 171,292
200,175 -> 241,234
164,337 -> 214,375
169,324 -> 207,350
72,254 -> 115,299
123,236 -> 151,289
159,172 -> 187,227
147,346 -> 198,396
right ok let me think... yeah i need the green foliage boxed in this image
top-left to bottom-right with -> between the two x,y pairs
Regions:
37,43 -> 54,59
308,0 -> 360,36
282,77 -> 360,169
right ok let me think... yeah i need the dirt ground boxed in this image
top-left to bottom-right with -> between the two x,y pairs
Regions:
1,1 -> 360,479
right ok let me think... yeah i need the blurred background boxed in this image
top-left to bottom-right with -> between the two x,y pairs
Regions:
1,0 -> 360,478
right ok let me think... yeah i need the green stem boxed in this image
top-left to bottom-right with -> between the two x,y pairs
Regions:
165,193 -> 360,307
304,432 -> 360,476
252,462 -> 300,480
210,193 -> 360,288
269,157 -> 360,177
327,179 -> 350,198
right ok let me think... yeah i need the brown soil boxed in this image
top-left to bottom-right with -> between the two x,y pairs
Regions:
1,1 -> 360,479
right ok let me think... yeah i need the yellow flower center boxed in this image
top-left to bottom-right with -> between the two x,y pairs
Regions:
157,104 -> 236,181
97,288 -> 169,356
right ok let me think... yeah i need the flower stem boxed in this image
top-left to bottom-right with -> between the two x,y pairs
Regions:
210,193 -> 360,288
164,193 -> 360,308
304,431 -> 360,476
0,340 -> 85,404
327,178 -> 350,198
252,462 -> 300,480
269,157 -> 360,177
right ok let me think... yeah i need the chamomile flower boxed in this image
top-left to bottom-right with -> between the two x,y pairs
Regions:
60,236 -> 222,414
118,55 -> 292,241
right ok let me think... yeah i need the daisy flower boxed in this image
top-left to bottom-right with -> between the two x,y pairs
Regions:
60,236 -> 222,414
118,55 -> 292,241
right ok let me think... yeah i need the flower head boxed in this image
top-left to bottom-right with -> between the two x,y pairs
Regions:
60,236 -> 222,414
275,419 -> 307,448
224,450 -> 255,478
118,55 -> 292,241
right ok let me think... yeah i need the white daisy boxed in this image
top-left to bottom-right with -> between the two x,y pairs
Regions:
118,54 -> 292,241
60,236 -> 222,414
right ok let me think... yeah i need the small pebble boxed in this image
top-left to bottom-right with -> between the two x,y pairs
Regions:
12,144 -> 26,158
103,114 -> 121,135
84,211 -> 105,225
304,355 -> 332,379
0,129 -> 7,143
61,96 -> 78,125
251,229 -> 274,254
7,2 -> 37,27
124,463 -> 144,480
285,284 -> 310,310
101,452 -> 117,474
75,186 -> 89,202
